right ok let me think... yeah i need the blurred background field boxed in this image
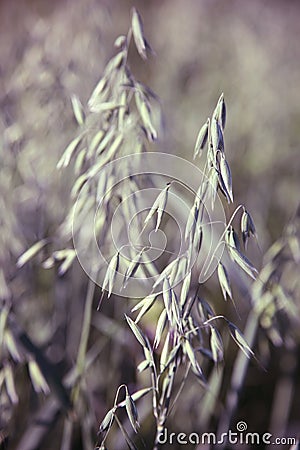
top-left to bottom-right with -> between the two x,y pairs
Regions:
0,0 -> 300,449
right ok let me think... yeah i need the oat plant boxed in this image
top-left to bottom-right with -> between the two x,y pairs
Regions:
9,7 -> 299,450
58,9 -> 260,450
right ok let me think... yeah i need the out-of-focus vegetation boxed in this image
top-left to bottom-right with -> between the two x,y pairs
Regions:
0,0 -> 299,449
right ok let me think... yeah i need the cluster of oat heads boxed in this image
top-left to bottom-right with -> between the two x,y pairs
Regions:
13,7 -> 261,450
55,8 -> 161,281
90,10 -> 264,450
251,209 -> 300,346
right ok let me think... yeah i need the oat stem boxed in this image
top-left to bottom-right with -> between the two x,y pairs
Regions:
72,273 -> 96,403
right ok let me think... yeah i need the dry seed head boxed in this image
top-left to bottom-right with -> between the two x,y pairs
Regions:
135,91 -> 157,140
160,343 -> 181,375
134,294 -> 157,323
162,277 -> 173,324
0,306 -> 9,343
185,199 -> 200,241
42,256 -> 55,269
160,332 -> 170,372
154,309 -> 167,348
114,35 -> 127,49
74,148 -> 86,175
90,101 -> 123,114
210,326 -> 224,363
4,330 -> 21,362
170,253 -> 189,285
171,288 -> 182,331
57,134 -> 83,169
28,359 -> 50,394
228,322 -> 254,359
144,182 -> 171,231
193,224 -> 203,254
125,391 -> 139,433
71,94 -> 85,126
99,408 -> 115,433
196,297 -> 215,321
137,359 -> 150,373
88,76 -> 108,112
124,247 -> 145,287
208,167 -> 219,209
183,339 -> 205,381
125,314 -> 149,349
88,130 -> 105,157
241,207 -> 256,248
102,251 -> 119,298
4,363 -> 18,404
226,226 -> 240,250
218,153 -> 233,203
193,119 -> 209,159
153,257 -> 178,288
57,251 -> 76,276
211,118 -> 223,153
131,8 -> 147,60
213,93 -> 226,130
16,239 -> 48,268
217,262 -> 232,301
228,245 -> 258,280
105,51 -> 125,74
180,272 -> 192,308
219,95 -> 226,129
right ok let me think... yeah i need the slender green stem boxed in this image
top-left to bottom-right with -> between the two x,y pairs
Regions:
75,274 -> 96,381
